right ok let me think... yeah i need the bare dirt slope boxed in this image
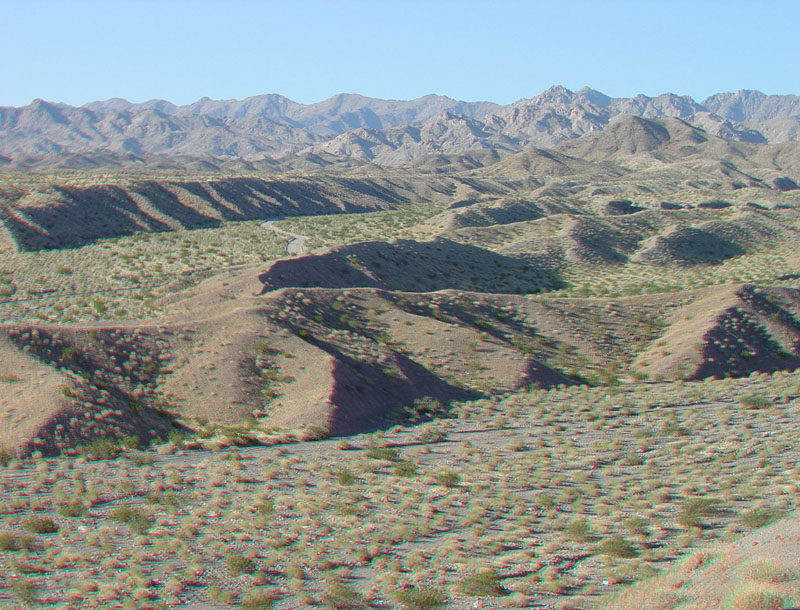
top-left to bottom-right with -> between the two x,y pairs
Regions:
603,512 -> 800,610
0,173 -> 484,250
6,275 -> 800,456
634,285 -> 800,380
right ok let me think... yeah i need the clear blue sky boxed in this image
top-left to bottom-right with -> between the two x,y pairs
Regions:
2,0 -> 798,107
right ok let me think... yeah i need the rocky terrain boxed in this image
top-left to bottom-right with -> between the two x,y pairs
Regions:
1,91 -> 800,609
2,87 -> 800,168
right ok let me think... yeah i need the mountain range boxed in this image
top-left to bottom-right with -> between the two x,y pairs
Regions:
1,86 -> 799,168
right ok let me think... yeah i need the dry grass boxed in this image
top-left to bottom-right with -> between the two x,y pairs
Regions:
0,372 -> 798,608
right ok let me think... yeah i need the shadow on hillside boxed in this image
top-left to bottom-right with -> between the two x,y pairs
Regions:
693,308 -> 800,380
5,185 -> 179,249
5,176 -> 409,251
287,330 -> 478,436
3,325 -> 180,455
258,238 -> 565,294
638,228 -> 746,266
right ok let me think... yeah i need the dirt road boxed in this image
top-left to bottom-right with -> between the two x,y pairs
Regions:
260,220 -> 308,255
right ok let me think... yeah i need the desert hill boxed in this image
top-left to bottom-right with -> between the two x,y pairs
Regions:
1,98 -> 800,458
5,273 -> 800,457
4,86 -> 800,610
3,115 -> 800,254
0,173 -> 466,250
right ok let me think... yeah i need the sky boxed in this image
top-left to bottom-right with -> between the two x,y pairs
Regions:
2,0 -> 798,108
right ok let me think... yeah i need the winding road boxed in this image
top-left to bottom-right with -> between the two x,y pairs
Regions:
260,220 -> 308,255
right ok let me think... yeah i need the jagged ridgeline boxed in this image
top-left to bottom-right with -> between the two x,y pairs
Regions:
2,86 -> 800,169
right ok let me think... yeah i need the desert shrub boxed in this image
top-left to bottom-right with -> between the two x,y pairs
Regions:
415,425 -> 447,443
58,503 -> 87,518
0,449 -> 12,467
682,551 -> 716,573
302,425 -> 330,441
129,452 -> 154,467
537,494 -> 557,509
24,516 -> 58,534
740,508 -> 781,529
120,435 -> 140,449
506,438 -> 528,452
740,393 -> 772,410
79,437 -> 121,460
435,470 -> 460,488
599,536 -> 638,558
253,340 -> 278,355
110,506 -> 150,534
365,446 -> 400,461
726,587 -> 790,610
567,517 -> 592,542
167,428 -> 189,446
11,579 -> 36,603
0,533 -> 22,551
334,467 -> 356,485
747,560 -> 799,583
625,515 -> 649,536
393,460 -> 418,478
241,592 -> 275,610
392,585 -> 447,610
322,582 -> 366,609
227,554 -> 256,575
456,568 -> 507,596
677,498 -> 721,528
406,396 -> 449,420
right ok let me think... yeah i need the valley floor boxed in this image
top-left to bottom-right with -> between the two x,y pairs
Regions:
1,373 -> 799,609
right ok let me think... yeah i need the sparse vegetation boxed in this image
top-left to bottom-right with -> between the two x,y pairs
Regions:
24,516 -> 58,534
2,106 -> 800,610
456,568 -> 507,596
392,585 -> 447,610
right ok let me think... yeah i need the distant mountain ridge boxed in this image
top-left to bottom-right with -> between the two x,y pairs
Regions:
83,93 -> 501,136
1,87 -> 799,168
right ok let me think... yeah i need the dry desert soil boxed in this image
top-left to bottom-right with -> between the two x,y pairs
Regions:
1,114 -> 800,609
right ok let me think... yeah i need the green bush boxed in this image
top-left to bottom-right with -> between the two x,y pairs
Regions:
110,506 -> 150,534
456,568 -> 507,596
392,585 -> 447,610
24,516 -> 59,534
740,393 -> 773,410
599,536 -> 638,558
677,498 -> 721,528
365,446 -> 400,461
322,582 -> 366,609
227,554 -> 256,575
